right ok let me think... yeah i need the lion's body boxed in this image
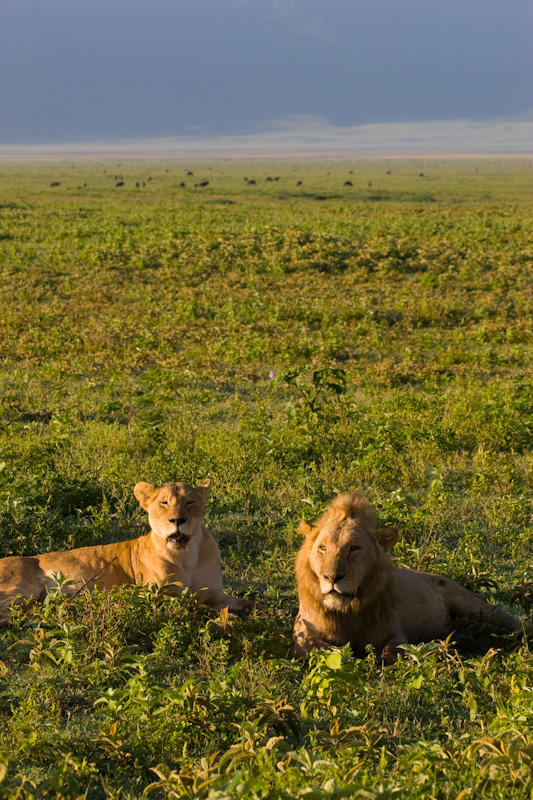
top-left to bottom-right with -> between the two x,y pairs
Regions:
291,493 -> 522,663
0,480 -> 255,625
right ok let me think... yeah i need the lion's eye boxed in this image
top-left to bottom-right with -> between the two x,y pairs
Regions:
186,500 -> 195,508
318,545 -> 327,553
160,500 -> 169,506
350,545 -> 361,553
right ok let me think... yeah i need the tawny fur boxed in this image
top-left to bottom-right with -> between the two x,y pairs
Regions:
291,492 -> 524,663
0,479 -> 257,625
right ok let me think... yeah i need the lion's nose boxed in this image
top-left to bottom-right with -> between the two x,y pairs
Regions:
323,572 -> 345,583
170,517 -> 187,526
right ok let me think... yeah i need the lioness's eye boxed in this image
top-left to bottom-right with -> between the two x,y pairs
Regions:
160,500 -> 169,506
186,500 -> 195,507
318,545 -> 327,553
350,545 -> 361,553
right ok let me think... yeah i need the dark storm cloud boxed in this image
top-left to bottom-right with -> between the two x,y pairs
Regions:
0,0 -> 531,144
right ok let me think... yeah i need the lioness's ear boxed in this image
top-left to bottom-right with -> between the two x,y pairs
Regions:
134,482 -> 157,510
298,520 -> 316,537
376,526 -> 399,551
198,478 -> 211,491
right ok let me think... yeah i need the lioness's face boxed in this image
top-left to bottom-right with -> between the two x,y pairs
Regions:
134,480 -> 210,551
308,518 -> 379,612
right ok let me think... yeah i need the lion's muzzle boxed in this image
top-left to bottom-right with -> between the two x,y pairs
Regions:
166,532 -> 191,548
322,589 -> 354,612
329,587 -> 354,597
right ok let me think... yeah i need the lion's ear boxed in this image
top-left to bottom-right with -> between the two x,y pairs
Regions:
376,526 -> 399,551
298,520 -> 316,537
134,482 -> 157,510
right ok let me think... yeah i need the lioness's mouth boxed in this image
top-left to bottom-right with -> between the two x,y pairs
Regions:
167,533 -> 190,547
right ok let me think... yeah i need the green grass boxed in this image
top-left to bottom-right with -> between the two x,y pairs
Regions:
0,156 -> 532,798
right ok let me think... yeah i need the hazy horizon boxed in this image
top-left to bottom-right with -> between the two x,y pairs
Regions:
1,115 -> 532,158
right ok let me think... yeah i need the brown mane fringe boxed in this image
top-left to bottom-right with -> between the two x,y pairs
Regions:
315,492 -> 378,532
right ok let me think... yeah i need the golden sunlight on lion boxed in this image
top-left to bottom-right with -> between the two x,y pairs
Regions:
0,479 -> 258,625
291,492 -> 525,663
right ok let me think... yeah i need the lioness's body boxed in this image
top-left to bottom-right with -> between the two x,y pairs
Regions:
291,493 -> 523,663
0,479 -> 255,625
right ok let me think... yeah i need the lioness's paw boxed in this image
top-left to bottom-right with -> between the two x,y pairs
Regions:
236,598 -> 265,612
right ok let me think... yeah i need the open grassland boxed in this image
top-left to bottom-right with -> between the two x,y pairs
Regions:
0,157 -> 532,798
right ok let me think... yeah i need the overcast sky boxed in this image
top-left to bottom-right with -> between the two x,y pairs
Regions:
1,0 -> 531,146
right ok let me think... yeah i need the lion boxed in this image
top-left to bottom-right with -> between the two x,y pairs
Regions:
0,479 -> 257,625
291,492 -> 525,664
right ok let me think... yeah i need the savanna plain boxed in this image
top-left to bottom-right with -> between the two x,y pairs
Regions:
0,156 -> 532,799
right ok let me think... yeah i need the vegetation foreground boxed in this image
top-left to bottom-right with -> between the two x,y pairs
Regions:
0,156 -> 532,799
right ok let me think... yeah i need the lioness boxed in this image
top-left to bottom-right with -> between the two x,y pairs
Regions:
0,479 -> 257,625
291,493 -> 524,663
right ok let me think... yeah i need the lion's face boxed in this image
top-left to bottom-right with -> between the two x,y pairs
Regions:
134,480 -> 211,551
308,518 -> 381,611
300,494 -> 399,614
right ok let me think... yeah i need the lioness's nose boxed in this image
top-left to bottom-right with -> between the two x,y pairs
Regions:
170,517 -> 187,526
323,572 -> 345,583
